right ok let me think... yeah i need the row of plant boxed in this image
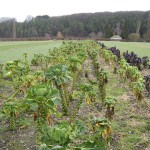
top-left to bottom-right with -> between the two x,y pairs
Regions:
87,43 -> 116,120
100,43 -> 150,96
0,41 -> 117,149
99,43 -> 150,70
98,42 -> 149,104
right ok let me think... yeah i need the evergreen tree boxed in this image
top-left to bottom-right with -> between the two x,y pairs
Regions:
147,11 -> 150,42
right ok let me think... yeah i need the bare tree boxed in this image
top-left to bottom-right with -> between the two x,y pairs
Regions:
56,31 -> 64,39
115,22 -> 121,35
25,15 -> 33,22
12,19 -> 16,38
97,31 -> 103,39
136,20 -> 141,34
89,32 -> 96,39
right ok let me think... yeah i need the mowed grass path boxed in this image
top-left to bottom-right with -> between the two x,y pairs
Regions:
101,41 -> 150,57
0,40 -> 62,64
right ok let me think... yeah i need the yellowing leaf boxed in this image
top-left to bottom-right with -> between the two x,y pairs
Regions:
102,129 -> 108,140
95,123 -> 100,127
86,97 -> 91,105
3,108 -> 7,114
46,113 -> 52,126
15,112 -> 19,118
108,126 -> 112,135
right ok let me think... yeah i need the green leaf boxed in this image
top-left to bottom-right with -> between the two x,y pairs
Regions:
38,144 -> 50,150
53,98 -> 61,105
30,103 -> 38,111
76,141 -> 104,150
0,113 -> 5,120
51,145 -> 65,150
49,89 -> 59,97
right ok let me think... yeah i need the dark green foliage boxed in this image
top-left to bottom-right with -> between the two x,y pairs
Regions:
147,11 -> 150,41
0,11 -> 148,39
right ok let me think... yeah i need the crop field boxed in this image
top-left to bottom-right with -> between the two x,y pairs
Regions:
101,41 -> 150,57
0,40 -> 150,150
0,40 -> 62,64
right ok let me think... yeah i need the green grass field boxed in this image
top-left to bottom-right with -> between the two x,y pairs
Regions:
0,40 -> 150,64
101,41 -> 150,57
0,40 -> 62,64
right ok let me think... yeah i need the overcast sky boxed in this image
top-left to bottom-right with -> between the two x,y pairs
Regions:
0,0 -> 149,22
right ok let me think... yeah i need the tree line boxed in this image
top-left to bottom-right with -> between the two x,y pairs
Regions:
0,11 -> 150,41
